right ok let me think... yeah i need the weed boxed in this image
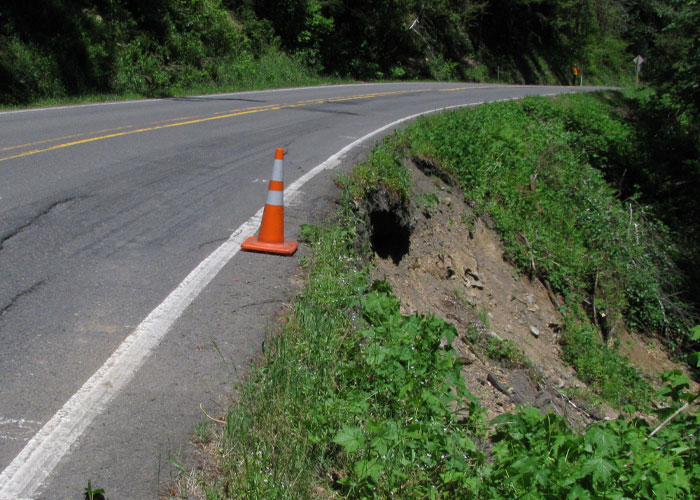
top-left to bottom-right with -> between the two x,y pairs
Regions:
417,190 -> 440,215
484,337 -> 529,369
476,306 -> 490,330
339,132 -> 412,204
460,211 -> 477,236
193,420 -> 210,445
84,480 -> 107,500
560,314 -> 652,410
463,324 -> 530,370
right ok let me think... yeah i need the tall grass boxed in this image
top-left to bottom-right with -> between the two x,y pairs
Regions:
195,213 -> 371,498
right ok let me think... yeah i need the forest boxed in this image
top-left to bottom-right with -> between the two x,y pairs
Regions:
0,0 -> 698,117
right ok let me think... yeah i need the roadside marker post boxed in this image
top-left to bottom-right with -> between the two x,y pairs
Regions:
241,148 -> 298,256
633,55 -> 645,85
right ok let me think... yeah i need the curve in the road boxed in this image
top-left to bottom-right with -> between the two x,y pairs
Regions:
1,86 -> 490,163
0,83 -> 588,499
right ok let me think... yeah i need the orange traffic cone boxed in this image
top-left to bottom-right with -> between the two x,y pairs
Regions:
241,148 -> 298,256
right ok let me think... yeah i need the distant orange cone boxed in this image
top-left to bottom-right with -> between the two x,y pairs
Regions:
241,148 -> 298,256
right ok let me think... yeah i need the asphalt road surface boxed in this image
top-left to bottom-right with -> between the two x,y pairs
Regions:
0,82 -> 596,499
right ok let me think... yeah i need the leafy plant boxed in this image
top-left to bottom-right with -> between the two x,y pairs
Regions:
484,337 -> 528,369
484,398 -> 698,499
329,291 -> 485,496
84,479 -> 107,500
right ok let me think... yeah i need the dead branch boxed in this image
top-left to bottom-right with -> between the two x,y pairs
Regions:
593,269 -> 601,337
520,232 -> 536,277
543,279 -> 562,309
646,401 -> 690,442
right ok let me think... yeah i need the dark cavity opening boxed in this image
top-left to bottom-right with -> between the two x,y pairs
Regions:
369,209 -> 411,264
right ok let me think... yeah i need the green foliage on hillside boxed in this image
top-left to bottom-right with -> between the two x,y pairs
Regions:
3,0 -> 700,106
0,0 -> 325,104
636,0 -> 700,122
247,0 -> 634,84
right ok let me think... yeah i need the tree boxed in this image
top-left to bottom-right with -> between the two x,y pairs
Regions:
645,0 -> 700,120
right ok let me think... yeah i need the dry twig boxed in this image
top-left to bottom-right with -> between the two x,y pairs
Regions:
200,403 -> 226,425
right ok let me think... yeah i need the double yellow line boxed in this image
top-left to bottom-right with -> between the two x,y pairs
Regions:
0,86 -> 483,163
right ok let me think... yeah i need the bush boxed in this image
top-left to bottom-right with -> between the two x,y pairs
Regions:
0,36 -> 65,103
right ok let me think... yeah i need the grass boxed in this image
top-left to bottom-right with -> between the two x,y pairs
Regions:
343,91 -> 690,411
186,212 -> 371,498
463,324 -> 530,370
559,316 -> 653,409
178,133 -> 698,498
339,132 -> 413,204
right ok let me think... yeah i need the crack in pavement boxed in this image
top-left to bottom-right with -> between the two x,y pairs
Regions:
0,280 -> 47,318
197,237 -> 230,250
0,196 -> 88,252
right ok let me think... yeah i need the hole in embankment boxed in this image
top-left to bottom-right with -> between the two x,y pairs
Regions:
365,186 -> 413,265
369,209 -> 411,264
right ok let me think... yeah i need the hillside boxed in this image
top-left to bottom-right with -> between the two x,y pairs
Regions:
2,0 -> 699,114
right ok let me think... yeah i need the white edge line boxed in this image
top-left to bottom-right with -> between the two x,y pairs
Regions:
0,94 -> 539,499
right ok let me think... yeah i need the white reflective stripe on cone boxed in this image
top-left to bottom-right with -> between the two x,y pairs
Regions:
271,159 -> 284,181
266,189 -> 283,206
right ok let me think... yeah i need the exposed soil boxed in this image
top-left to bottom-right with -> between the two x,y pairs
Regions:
369,159 -> 688,426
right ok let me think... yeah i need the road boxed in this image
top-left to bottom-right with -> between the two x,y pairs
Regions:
0,82 -> 594,499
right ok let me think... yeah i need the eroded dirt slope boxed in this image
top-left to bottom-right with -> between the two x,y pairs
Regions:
369,160 -> 684,426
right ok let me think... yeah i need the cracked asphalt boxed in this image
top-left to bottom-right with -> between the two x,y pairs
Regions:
0,83 -> 596,498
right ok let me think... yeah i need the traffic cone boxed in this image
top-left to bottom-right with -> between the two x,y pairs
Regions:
241,148 -> 298,256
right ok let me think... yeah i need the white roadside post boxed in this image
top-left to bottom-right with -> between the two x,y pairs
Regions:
633,55 -> 645,85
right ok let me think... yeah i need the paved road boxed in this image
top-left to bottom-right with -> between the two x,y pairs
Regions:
0,83 -> 595,498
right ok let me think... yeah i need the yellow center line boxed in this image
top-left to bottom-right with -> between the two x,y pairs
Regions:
212,103 -> 283,116
0,109 -> 265,162
148,115 -> 205,125
0,87 -> 481,163
438,85 -> 497,92
0,125 -> 135,153
147,103 -> 284,124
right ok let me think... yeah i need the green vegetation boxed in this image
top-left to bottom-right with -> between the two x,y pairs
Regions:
200,224 -> 358,497
3,1 -> 700,106
0,0 -> 336,106
486,377 -> 698,499
559,316 -> 652,409
340,135 -> 413,204
251,0 -> 632,84
464,325 -> 530,370
84,479 -> 108,500
180,141 -> 699,497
